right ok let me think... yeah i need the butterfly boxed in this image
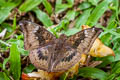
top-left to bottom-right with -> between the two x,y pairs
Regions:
19,20 -> 103,72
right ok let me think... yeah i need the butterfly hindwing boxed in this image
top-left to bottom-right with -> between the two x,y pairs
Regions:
52,46 -> 81,72
66,27 -> 103,54
19,21 -> 56,50
29,44 -> 81,72
29,45 -> 54,71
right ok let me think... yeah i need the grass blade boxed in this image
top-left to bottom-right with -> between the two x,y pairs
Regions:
0,72 -> 10,80
75,8 -> 92,28
9,43 -> 21,80
88,0 -> 100,6
64,10 -> 76,21
23,64 -> 35,73
86,0 -> 112,26
78,67 -> 108,80
19,0 -> 42,12
33,7 -> 53,27
42,0 -> 52,15
55,0 -> 74,14
78,2 -> 91,10
0,2 -> 18,24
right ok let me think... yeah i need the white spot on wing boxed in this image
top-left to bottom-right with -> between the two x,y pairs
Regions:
92,28 -> 95,32
35,37 -> 38,39
81,40 -> 84,43
84,30 -> 88,37
84,30 -> 88,34
28,22 -> 32,26
33,26 -> 39,33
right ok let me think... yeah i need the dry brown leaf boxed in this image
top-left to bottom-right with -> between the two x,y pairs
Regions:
79,54 -> 87,65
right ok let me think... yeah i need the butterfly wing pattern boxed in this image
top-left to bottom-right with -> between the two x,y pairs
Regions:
66,27 -> 103,54
20,21 -> 56,71
20,21 -> 103,72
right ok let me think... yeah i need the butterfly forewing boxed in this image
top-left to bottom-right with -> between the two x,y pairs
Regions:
19,21 -> 56,50
66,27 -> 103,54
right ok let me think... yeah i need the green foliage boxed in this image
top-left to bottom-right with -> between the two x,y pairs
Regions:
88,0 -> 100,6
0,72 -> 10,80
75,8 -> 92,28
19,0 -> 42,12
86,0 -> 113,26
9,43 -> 21,80
107,62 -> 120,80
78,2 -> 91,10
33,7 -> 53,27
23,64 -> 35,73
0,0 -> 21,24
78,67 -> 108,80
42,0 -> 52,15
60,72 -> 69,80
55,0 -> 74,13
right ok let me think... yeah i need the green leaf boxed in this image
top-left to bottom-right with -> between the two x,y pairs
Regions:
42,0 -> 52,15
7,38 -> 29,55
88,0 -> 100,6
0,0 -> 5,6
0,2 -> 19,24
116,76 -> 120,80
78,67 -> 108,80
0,72 -> 10,80
100,13 -> 116,45
67,0 -> 74,5
1,23 -> 13,32
54,19 -> 69,32
23,64 -> 35,73
75,8 -> 92,28
18,48 -> 29,56
62,28 -> 81,36
19,0 -> 42,12
55,4 -> 72,14
86,0 -> 112,26
33,7 -> 53,27
107,73 -> 116,80
7,39 -> 24,48
107,62 -> 120,80
12,14 -> 17,30
55,0 -> 74,14
3,58 -> 9,70
112,0 -> 119,21
0,63 -> 3,69
49,28 -> 59,38
78,2 -> 91,10
0,40 -> 11,47
9,43 -> 21,80
64,10 -> 76,21
111,62 -> 120,73
100,33 -> 112,46
60,72 -> 69,80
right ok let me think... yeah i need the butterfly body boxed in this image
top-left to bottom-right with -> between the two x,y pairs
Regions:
20,21 -> 102,72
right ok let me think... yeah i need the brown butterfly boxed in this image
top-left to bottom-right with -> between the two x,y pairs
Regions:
19,21 -> 103,72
